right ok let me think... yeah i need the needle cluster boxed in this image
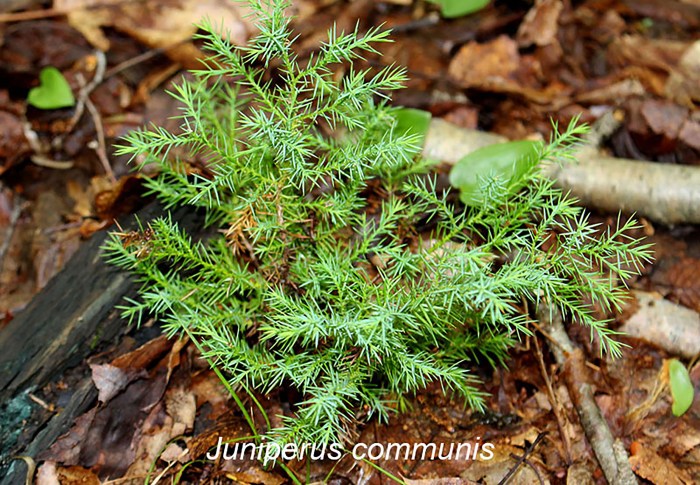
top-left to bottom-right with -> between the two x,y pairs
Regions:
105,1 -> 651,444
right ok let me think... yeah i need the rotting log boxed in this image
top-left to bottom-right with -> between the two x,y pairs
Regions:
0,226 -> 130,483
0,204 -> 196,484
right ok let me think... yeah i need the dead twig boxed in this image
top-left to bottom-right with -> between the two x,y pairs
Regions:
537,305 -> 638,485
104,41 -> 188,79
497,432 -> 546,485
85,96 -> 116,182
508,455 -> 546,485
533,336 -> 573,465
57,49 -> 107,145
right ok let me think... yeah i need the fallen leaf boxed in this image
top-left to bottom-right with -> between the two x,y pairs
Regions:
54,0 -> 253,68
448,35 -> 520,90
66,179 -> 93,219
90,334 -> 171,403
165,385 -> 196,436
662,415 -> 700,458
123,399 -> 173,478
0,109 -> 30,173
666,40 -> 700,107
667,257 -> 700,312
226,468 -> 287,485
641,99 -> 688,140
629,441 -> 694,484
678,119 -> 700,151
160,442 -> 188,463
608,35 -> 689,73
187,413 -> 252,460
56,465 -> 100,485
516,0 -> 563,48
90,363 -> 135,404
460,442 -> 544,484
566,462 -> 596,485
448,35 -> 568,105
110,334 -> 172,370
39,409 -> 98,464
35,461 -> 60,485
575,79 -> 646,105
92,174 -> 146,222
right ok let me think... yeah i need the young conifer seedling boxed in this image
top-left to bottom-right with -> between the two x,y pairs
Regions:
105,0 -> 651,444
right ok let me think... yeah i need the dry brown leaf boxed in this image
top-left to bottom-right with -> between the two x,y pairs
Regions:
93,174 -> 146,221
516,0 -> 563,47
110,334 -> 171,370
666,40 -> 700,107
54,0 -> 252,68
608,35 -> 689,73
448,35 -> 568,105
667,257 -> 700,312
160,442 -> 188,463
629,441 -> 695,485
90,362 -> 139,403
460,442 -> 545,484
90,334 -> 171,403
0,110 -> 30,173
641,99 -> 689,140
55,465 -> 101,485
565,462 -> 596,485
664,420 -> 700,458
124,400 -> 174,478
448,35 -> 520,90
165,385 -> 196,436
575,79 -> 646,104
66,179 -> 93,218
132,64 -> 181,105
226,468 -> 287,485
679,118 -> 700,151
187,413 -> 252,459
39,409 -> 98,464
35,461 -> 60,485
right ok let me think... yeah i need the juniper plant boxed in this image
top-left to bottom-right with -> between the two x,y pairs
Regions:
105,0 -> 651,444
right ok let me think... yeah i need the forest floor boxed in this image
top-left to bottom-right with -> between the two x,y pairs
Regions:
1,0 -> 699,484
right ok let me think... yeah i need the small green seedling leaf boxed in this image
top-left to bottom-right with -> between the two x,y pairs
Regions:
431,0 -> 490,18
449,140 -> 541,206
669,359 -> 694,417
27,67 -> 75,110
393,107 -> 432,155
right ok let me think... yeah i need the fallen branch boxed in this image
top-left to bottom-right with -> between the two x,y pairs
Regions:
424,118 -> 700,225
619,291 -> 700,359
537,305 -> 638,485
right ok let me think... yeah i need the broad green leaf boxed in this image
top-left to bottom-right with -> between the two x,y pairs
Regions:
393,107 -> 432,155
27,67 -> 75,110
669,359 -> 694,417
449,140 -> 541,206
431,0 -> 490,18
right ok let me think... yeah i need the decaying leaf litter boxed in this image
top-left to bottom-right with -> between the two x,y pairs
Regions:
0,0 -> 699,483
